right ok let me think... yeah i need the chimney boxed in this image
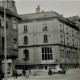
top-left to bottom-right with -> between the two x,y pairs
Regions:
36,5 -> 40,13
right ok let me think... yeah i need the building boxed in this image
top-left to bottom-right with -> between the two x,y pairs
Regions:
17,6 -> 80,69
67,16 -> 80,67
0,0 -> 20,76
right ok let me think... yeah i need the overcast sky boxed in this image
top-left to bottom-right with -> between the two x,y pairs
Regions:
14,0 -> 80,17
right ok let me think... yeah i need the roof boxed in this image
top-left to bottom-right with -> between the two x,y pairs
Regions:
0,6 -> 21,19
19,11 -> 79,31
67,16 -> 80,23
20,11 -> 74,24
20,11 -> 58,20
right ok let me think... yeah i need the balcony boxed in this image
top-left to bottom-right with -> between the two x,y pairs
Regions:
0,48 -> 18,60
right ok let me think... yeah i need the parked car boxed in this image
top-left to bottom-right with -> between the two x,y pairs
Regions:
52,65 -> 66,74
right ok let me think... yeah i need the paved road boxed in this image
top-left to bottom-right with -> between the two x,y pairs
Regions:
3,69 -> 80,80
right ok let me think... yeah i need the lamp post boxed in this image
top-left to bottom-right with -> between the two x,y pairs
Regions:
3,0 -> 7,80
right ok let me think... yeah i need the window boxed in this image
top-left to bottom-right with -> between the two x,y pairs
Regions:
24,25 -> 28,32
0,19 -> 1,27
24,36 -> 28,44
42,47 -> 53,60
43,26 -> 47,31
61,41 -> 63,44
72,39 -> 74,46
67,37 -> 69,40
2,37 -> 4,50
0,19 -> 8,28
66,27 -> 68,34
60,49 -> 62,58
13,39 -> 17,49
0,17 -> 4,27
44,34 -> 48,43
72,30 -> 73,36
61,35 -> 63,44
13,19 -> 17,30
60,29 -> 62,32
60,49 -> 65,58
6,21 -> 8,28
67,43 -> 69,45
60,24 -> 63,32
23,49 -> 29,61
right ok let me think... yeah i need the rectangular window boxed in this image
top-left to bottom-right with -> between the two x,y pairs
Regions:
50,54 -> 53,60
66,27 -> 68,34
24,36 -> 28,44
24,25 -> 28,32
2,37 -> 4,50
42,48 -> 44,53
43,26 -> 48,31
0,19 -> 8,28
23,49 -> 29,60
13,19 -> 17,30
42,47 -> 53,60
6,21 -> 8,28
13,39 -> 17,49
60,24 -> 63,32
1,18 -> 4,27
43,34 -> 48,43
42,54 -> 44,60
60,49 -> 65,58
72,30 -> 73,36
0,19 -> 1,27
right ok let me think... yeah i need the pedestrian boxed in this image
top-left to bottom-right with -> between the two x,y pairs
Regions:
13,68 -> 17,79
29,67 -> 31,75
48,67 -> 52,75
25,69 -> 29,78
22,68 -> 26,76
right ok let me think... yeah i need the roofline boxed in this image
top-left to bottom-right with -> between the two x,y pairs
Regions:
0,6 -> 21,20
19,11 -> 79,31
19,11 -> 59,16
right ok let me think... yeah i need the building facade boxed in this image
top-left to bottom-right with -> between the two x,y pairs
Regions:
17,9 -> 80,69
0,0 -> 20,76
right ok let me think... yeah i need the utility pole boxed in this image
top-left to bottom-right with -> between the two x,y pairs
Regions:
4,0 -> 7,80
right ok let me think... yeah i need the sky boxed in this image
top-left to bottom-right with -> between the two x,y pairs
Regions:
14,0 -> 80,17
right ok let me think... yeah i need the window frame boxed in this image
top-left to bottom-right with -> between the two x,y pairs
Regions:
42,47 -> 53,60
43,34 -> 48,43
24,36 -> 28,44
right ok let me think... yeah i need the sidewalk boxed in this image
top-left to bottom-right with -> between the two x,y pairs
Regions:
3,68 -> 80,80
66,68 -> 80,74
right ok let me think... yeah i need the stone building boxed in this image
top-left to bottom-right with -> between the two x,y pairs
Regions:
0,0 -> 20,76
17,7 -> 80,69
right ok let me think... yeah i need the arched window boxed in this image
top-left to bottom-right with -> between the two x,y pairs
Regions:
43,23 -> 48,31
24,36 -> 28,44
23,49 -> 29,61
44,34 -> 48,43
24,25 -> 27,32
43,26 -> 47,31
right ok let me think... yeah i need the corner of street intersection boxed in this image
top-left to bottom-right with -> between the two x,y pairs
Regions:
3,68 -> 80,80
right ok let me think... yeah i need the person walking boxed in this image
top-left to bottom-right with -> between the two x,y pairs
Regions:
22,68 -> 26,76
25,69 -> 29,78
13,68 -> 17,79
29,67 -> 31,75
